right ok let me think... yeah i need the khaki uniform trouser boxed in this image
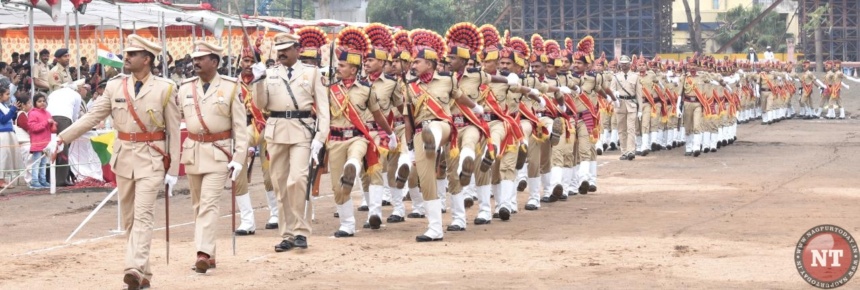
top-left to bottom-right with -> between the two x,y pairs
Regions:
616,99 -> 638,155
563,119 -> 577,167
600,109 -> 613,132
267,142 -> 312,239
492,118 -> 523,184
385,125 -> 407,188
575,120 -> 595,163
829,96 -> 843,109
527,116 -> 553,178
551,119 -> 573,168
235,129 -> 273,196
668,113 -> 680,130
447,125 -> 481,195
188,170 -> 227,258
683,102 -> 703,134
762,92 -> 773,112
800,92 -> 813,109
415,120 -> 452,200
818,93 -> 829,109
117,174 -> 163,280
360,131 -> 385,192
476,120 -> 508,187
327,137 -> 369,205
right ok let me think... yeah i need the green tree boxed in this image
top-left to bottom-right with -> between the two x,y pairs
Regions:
714,5 -> 793,53
368,0 -> 456,34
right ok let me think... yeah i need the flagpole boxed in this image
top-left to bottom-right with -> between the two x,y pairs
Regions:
100,17 -> 105,79
118,5 -> 125,74
227,21 -> 233,77
161,12 -> 168,78
28,7 -> 35,100
75,11 -> 82,81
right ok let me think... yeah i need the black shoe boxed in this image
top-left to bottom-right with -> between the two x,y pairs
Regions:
333,212 -> 339,218
492,213 -> 500,219
368,215 -> 382,229
716,142 -> 721,149
578,181 -> 589,195
293,236 -> 308,249
517,179 -> 527,192
588,185 -> 597,192
525,204 -> 539,210
635,151 -> 643,156
609,143 -> 618,151
446,225 -> 465,231
387,215 -> 405,223
711,147 -> 718,153
416,235 -> 443,242
382,200 -> 392,206
642,150 -> 650,156
265,222 -> 279,229
559,194 -> 568,201
464,197 -> 474,208
474,218 -> 491,225
363,223 -> 371,229
693,150 -> 701,157
499,208 -> 511,221
628,153 -> 635,161
596,148 -> 603,155
407,213 -> 425,218
274,239 -> 293,252
334,230 -> 354,238
684,152 -> 692,156
603,143 -> 609,152
357,205 -> 369,212
704,148 -> 711,153
620,154 -> 629,161
235,229 -> 255,236
442,209 -> 447,214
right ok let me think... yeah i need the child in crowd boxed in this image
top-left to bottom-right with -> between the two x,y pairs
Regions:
27,93 -> 52,188
0,84 -> 21,188
14,95 -> 32,185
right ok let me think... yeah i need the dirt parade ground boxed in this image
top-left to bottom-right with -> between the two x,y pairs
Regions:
1,91 -> 859,289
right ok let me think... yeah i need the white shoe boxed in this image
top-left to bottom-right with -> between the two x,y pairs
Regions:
335,199 -> 356,237
265,191 -> 279,228
417,199 -> 444,241
235,194 -> 256,235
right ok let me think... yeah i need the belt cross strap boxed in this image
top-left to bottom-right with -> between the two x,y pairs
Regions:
122,78 -> 170,170
191,80 -> 233,160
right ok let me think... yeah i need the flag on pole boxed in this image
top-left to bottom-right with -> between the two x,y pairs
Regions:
97,43 -> 123,68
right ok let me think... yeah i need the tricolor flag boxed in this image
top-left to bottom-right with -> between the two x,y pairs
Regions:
97,43 -> 123,69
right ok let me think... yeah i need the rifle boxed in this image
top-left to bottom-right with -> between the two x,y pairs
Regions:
401,66 -> 419,188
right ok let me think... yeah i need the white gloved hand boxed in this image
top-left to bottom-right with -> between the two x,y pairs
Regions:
164,174 -> 178,187
538,97 -> 547,109
388,134 -> 398,150
48,137 -> 64,155
471,105 -> 484,115
247,146 -> 256,157
227,161 -> 243,181
637,111 -> 643,120
310,139 -> 324,165
506,73 -> 521,86
251,62 -> 267,81
559,86 -> 572,95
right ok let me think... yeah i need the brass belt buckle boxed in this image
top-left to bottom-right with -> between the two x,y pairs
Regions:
343,130 -> 354,138
454,116 -> 465,125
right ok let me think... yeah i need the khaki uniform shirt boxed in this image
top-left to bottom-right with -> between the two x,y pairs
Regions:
59,73 -> 181,178
178,75 -> 249,174
49,65 -> 73,92
255,62 -> 330,145
329,80 -> 379,128
407,72 -> 461,123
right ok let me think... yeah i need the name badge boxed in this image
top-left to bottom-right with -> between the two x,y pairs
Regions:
268,75 -> 279,79
114,98 -> 126,103
343,130 -> 354,138
454,116 -> 465,125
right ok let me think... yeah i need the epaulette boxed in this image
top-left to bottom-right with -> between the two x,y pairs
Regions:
181,76 -> 199,84
466,67 -> 482,73
384,73 -> 397,81
438,71 -> 452,77
219,75 -> 238,83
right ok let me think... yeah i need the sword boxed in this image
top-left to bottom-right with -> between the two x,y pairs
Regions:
164,183 -> 170,265
230,168 -> 237,256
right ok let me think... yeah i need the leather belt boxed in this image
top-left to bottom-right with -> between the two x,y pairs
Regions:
451,114 -> 469,128
270,110 -> 312,118
187,130 -> 231,142
618,96 -> 636,100
118,131 -> 165,142
482,113 -> 502,122
329,127 -> 364,140
684,96 -> 699,102
761,89 -> 771,92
